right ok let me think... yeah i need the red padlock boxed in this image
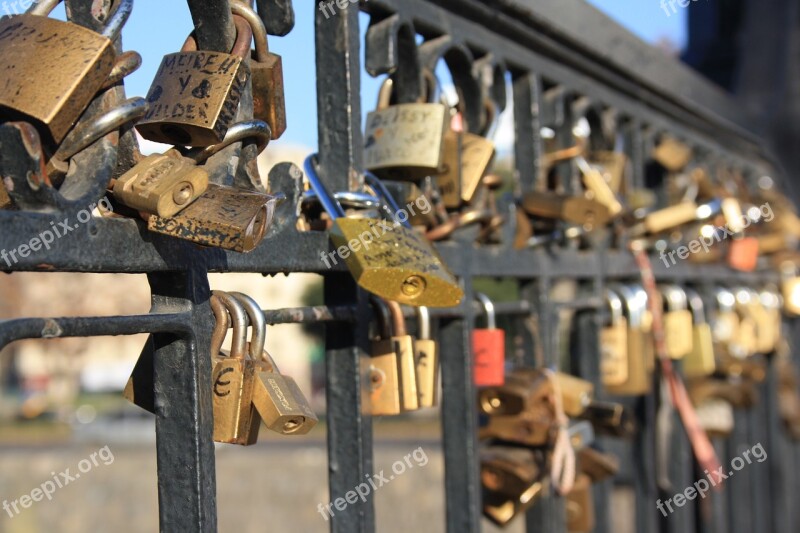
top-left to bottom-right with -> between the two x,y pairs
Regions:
473,293 -> 506,387
727,236 -> 759,272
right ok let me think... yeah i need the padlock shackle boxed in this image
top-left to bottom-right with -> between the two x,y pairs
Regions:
475,292 -> 496,329
684,287 -> 707,324
230,1 -> 270,58
603,289 -> 624,325
660,284 -> 688,312
52,97 -> 146,164
100,0 -> 133,40
364,172 -> 413,229
416,306 -> 431,340
759,288 -> 780,311
182,13 -> 252,57
303,190 -> 382,211
304,155 -> 346,219
101,51 -> 143,91
186,120 -> 271,163
212,291 -> 249,360
28,0 -> 59,15
610,284 -> 644,328
714,287 -> 736,313
386,301 -> 407,336
231,292 -> 266,361
209,295 -> 230,357
369,297 -> 393,340
376,78 -> 394,111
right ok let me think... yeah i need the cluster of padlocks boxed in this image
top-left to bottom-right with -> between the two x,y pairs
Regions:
2,0 -> 800,529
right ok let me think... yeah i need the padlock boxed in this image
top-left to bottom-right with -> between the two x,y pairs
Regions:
414,306 -> 440,408
135,13 -> 253,146
0,0 -> 133,145
437,121 -> 463,209
600,289 -> 629,387
481,446 -> 542,497
483,478 -> 546,527
231,292 -> 318,435
652,135 -> 693,171
565,474 -> 596,533
634,201 -> 700,235
660,285 -> 694,359
721,197 -> 746,234
520,191 -> 611,230
473,293 -> 505,387
478,369 -> 556,446
735,288 -> 776,355
605,285 -> 652,396
576,156 -> 623,217
687,378 -> 759,409
712,287 -> 741,348
554,372 -> 594,418
578,401 -> 637,439
731,288 -> 759,358
694,398 -> 735,438
305,155 -> 463,307
577,447 -> 620,483
439,100 -> 497,206
115,120 -> 269,217
230,1 -> 285,139
386,300 -> 419,412
364,298 -> 403,416
364,77 -> 449,180
759,288 -> 783,350
780,261 -> 800,316
209,291 -> 263,445
683,288 -> 717,378
728,237 -> 759,272
587,151 -> 626,193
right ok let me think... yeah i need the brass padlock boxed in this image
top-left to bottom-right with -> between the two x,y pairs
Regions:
554,372 -> 594,418
437,123 -> 463,208
578,401 -> 637,439
652,135 -> 693,171
600,289 -> 629,387
364,77 -> 449,180
414,306 -> 440,409
712,287 -> 741,349
478,369 -> 556,447
688,378 -> 759,409
209,292 -> 262,445
577,447 -> 620,483
588,151 -> 626,193
738,288 -> 776,354
305,155 -> 463,307
683,288 -> 717,378
386,301 -> 419,412
565,474 -> 595,533
759,288 -> 783,351
364,299 -> 403,416
0,0 -> 133,144
231,1 -> 286,139
481,446 -> 542,497
136,14 -> 253,146
660,285 -> 694,359
576,156 -> 623,218
606,285 -> 652,396
634,201 -> 700,235
483,479 -> 546,527
781,261 -> 800,316
520,191 -> 611,230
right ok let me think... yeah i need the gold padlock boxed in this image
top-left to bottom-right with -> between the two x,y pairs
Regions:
588,151 -> 626,193
578,447 -> 620,483
520,191 -> 611,229
600,289 -> 629,387
652,135 -> 693,172
230,1 -> 286,139
209,292 -> 263,445
634,201 -> 700,235
136,14 -> 252,146
414,306 -> 440,409
481,446 -> 542,497
554,372 -> 594,417
683,288 -> 717,378
364,77 -> 449,180
229,292 -> 318,436
781,261 -> 800,316
0,0 -> 133,144
576,156 -> 623,218
606,285 -> 652,396
364,299 -> 403,416
565,474 -> 595,533
660,285 -> 694,359
305,156 -> 463,307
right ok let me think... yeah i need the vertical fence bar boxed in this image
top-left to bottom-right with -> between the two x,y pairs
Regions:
315,3 -> 374,532
513,72 -> 543,193
441,281 -> 482,532
149,270 -> 216,533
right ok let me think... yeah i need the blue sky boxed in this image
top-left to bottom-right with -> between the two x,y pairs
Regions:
110,1 -> 685,151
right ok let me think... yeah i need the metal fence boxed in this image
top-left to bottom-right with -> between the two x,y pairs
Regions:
0,0 -> 797,532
